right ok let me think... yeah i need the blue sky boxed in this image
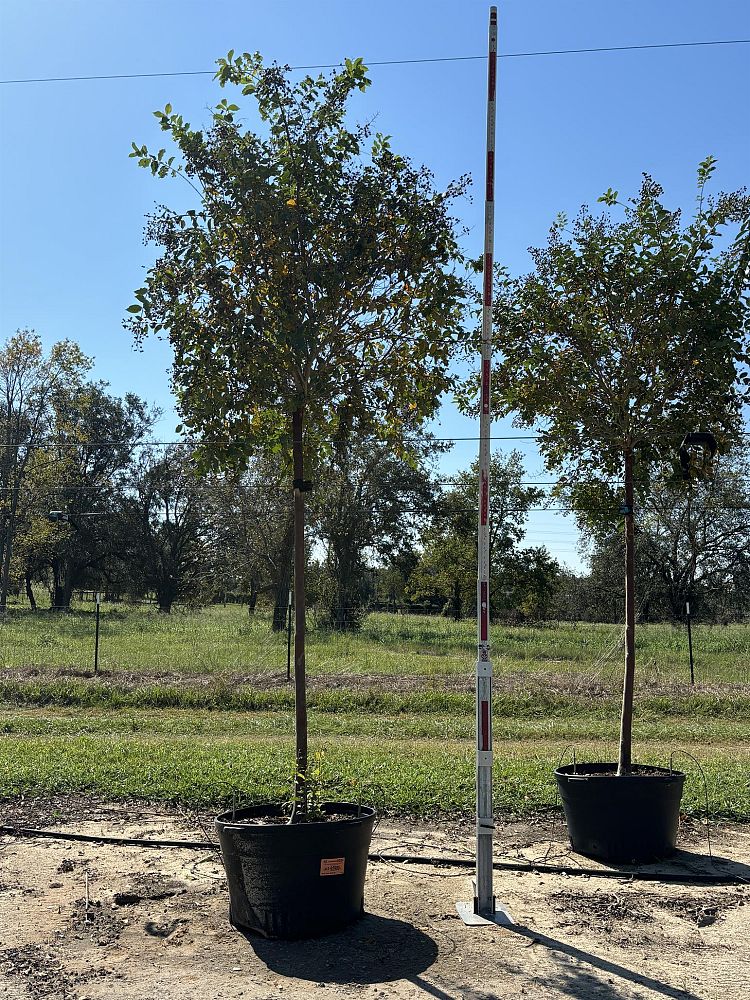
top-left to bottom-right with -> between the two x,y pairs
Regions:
1,0 -> 748,571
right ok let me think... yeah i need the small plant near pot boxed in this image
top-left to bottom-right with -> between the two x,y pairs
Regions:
128,53 -> 470,934
476,159 -> 750,863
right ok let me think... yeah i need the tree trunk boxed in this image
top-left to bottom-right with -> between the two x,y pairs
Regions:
52,579 -> 74,612
24,570 -> 36,611
618,448 -> 636,775
156,577 -> 175,613
272,515 -> 295,631
0,484 -> 20,611
292,407 -> 308,816
331,540 -> 352,629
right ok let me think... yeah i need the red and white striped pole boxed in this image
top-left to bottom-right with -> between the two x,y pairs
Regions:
474,3 -> 498,920
457,4 -> 511,929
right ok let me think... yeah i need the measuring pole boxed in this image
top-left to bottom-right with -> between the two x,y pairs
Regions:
686,601 -> 695,686
458,6 -> 511,928
475,2 -> 497,919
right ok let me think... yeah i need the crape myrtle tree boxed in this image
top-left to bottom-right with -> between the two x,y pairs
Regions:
476,159 -> 750,775
126,54 -> 469,815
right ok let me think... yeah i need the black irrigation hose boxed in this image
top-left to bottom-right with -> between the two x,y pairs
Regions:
0,824 -> 214,851
374,853 -> 742,885
0,825 -> 742,885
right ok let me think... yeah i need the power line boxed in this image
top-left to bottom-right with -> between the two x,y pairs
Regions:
1,38 -> 748,86
0,436 -> 538,449
1,432 -> 747,448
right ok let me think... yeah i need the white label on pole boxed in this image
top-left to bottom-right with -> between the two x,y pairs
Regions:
686,602 -> 690,615
96,593 -> 101,605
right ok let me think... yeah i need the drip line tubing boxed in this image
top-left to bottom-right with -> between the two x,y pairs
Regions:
0,824 -> 741,884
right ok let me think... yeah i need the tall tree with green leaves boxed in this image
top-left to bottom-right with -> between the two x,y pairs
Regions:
579,453 -> 750,623
313,420 -> 436,629
127,53 -> 469,813
128,444 -> 210,612
0,331 -> 90,609
477,159 -> 750,774
208,454 -> 294,622
44,383 -> 153,609
406,450 -> 548,618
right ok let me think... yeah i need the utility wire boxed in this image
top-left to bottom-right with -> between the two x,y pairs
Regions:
0,432 -> 747,448
1,38 -> 749,86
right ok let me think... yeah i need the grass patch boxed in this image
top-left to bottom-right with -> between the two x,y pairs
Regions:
0,733 -> 746,820
0,606 -> 747,821
2,707 -> 750,748
0,606 -> 748,683
0,678 -> 748,721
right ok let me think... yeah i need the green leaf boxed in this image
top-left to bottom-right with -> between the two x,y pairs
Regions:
597,188 -> 619,207
127,304 -> 142,314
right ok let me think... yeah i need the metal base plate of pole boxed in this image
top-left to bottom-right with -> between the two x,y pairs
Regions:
457,881 -> 514,926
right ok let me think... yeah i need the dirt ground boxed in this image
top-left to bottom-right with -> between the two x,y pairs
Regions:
1,799 -> 748,1000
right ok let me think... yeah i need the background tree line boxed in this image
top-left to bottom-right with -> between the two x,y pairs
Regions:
2,329 -> 748,626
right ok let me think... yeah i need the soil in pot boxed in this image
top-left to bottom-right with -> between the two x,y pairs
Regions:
555,762 -> 686,864
215,801 -> 376,940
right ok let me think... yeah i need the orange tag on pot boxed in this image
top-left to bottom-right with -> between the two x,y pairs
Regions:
320,857 -> 345,876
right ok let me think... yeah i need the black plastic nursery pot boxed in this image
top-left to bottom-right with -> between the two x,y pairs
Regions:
554,763 -> 686,864
215,801 -> 376,940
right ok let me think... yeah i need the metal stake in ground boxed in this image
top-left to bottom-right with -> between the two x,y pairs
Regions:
94,592 -> 101,675
286,586 -> 293,683
457,4 -> 512,929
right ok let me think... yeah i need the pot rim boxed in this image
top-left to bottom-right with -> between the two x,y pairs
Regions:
215,800 -> 376,831
555,762 -> 686,781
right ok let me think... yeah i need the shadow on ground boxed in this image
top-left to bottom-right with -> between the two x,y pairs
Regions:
508,924 -> 700,1000
664,848 -> 750,882
244,912 -> 438,984
588,847 -> 750,884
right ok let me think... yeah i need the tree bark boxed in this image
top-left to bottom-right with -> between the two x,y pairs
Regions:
52,578 -> 74,612
292,407 -> 308,816
0,484 -> 20,611
618,448 -> 636,775
24,570 -> 36,610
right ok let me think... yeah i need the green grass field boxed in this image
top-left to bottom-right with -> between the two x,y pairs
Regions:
0,605 -> 748,820
2,603 -> 749,681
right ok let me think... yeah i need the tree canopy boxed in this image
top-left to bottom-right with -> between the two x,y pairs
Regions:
476,158 -> 750,494
127,53 -> 470,469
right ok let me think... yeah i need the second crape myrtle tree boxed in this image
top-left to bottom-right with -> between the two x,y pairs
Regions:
477,159 -> 750,779
127,53 -> 469,817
